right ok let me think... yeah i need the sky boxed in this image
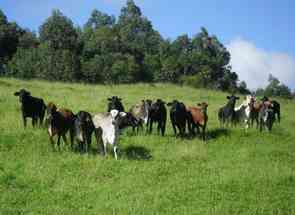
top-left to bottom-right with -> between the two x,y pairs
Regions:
1,0 -> 295,89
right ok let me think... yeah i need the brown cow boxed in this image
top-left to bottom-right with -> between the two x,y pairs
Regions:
187,102 -> 208,141
46,102 -> 75,149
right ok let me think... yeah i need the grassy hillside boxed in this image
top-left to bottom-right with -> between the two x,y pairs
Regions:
0,78 -> 295,215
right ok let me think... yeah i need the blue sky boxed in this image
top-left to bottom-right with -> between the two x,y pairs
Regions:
1,0 -> 295,89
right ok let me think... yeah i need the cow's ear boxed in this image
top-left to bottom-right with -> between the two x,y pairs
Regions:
197,103 -> 201,106
236,97 -> 240,100
25,91 -> 31,96
167,102 -> 172,106
14,92 -> 20,96
226,96 -> 230,99
107,98 -> 112,101
119,112 -> 127,117
118,97 -> 122,101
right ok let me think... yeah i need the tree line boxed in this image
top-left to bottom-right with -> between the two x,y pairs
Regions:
0,0 -> 292,97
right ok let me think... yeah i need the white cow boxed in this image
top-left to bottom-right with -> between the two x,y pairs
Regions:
92,109 -> 126,160
234,95 -> 253,129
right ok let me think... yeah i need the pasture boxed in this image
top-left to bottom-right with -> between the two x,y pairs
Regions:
0,78 -> 295,214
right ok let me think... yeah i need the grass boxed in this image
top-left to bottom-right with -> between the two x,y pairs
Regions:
0,78 -> 295,214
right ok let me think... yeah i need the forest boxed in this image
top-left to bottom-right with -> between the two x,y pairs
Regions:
0,0 -> 293,97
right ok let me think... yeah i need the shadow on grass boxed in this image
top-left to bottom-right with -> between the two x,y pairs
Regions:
207,128 -> 231,139
122,145 -> 152,160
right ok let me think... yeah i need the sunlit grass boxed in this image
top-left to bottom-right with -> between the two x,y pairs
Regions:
0,78 -> 294,214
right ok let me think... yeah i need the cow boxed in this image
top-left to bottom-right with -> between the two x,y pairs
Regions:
92,109 -> 127,160
129,100 -> 152,133
187,102 -> 208,140
167,100 -> 188,137
72,111 -> 95,153
233,95 -> 253,129
218,95 -> 240,127
46,102 -> 75,149
107,96 -> 125,112
147,99 -> 167,136
249,96 -> 262,128
261,96 -> 281,123
259,101 -> 275,132
14,89 -> 46,128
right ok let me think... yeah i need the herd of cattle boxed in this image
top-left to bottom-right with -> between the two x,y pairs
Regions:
13,88 -> 281,160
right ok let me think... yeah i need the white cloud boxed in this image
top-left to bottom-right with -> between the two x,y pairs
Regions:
227,38 -> 295,90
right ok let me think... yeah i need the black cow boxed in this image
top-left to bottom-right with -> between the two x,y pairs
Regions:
14,89 -> 46,128
147,99 -> 167,136
261,96 -> 281,123
72,111 -> 95,153
107,96 -> 125,112
218,95 -> 240,126
167,100 -> 188,137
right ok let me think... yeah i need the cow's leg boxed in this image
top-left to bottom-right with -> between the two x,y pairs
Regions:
57,135 -> 62,150
31,117 -> 35,127
179,124 -> 185,137
161,121 -> 166,136
62,134 -> 68,146
49,135 -> 55,149
22,115 -> 27,128
172,122 -> 177,136
259,120 -> 263,132
103,142 -> 107,157
196,124 -> 200,136
113,145 -> 118,160
94,129 -> 103,155
85,134 -> 91,153
149,120 -> 153,134
177,124 -> 184,137
69,127 -> 75,149
277,110 -> 281,123
256,118 -> 259,129
157,122 -> 161,134
245,119 -> 249,129
202,125 -> 206,141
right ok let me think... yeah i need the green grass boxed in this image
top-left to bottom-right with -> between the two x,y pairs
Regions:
0,78 -> 295,214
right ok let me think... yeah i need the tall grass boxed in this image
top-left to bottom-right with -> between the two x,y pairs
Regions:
0,78 -> 294,214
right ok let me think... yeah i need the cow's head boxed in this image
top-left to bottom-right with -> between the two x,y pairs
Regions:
46,102 -> 57,122
152,99 -> 166,112
261,96 -> 269,102
226,95 -> 240,107
117,112 -> 139,129
14,89 -> 31,103
197,102 -> 208,113
110,109 -> 126,124
107,96 -> 124,112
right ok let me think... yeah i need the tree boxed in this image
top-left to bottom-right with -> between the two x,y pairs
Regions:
237,81 -> 251,95
117,0 -> 163,81
0,9 -> 24,66
85,9 -> 115,29
263,74 -> 292,98
39,9 -> 78,50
